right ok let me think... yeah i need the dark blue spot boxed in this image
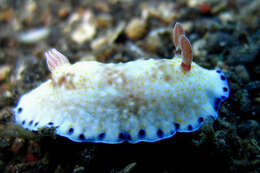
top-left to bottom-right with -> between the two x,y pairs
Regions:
174,123 -> 180,131
198,117 -> 204,123
157,129 -> 164,138
188,124 -> 193,131
29,120 -> 33,126
119,133 -> 125,140
126,133 -> 132,141
221,75 -> 226,81
138,129 -> 145,138
48,122 -> 54,126
221,96 -> 226,100
214,98 -> 221,111
118,132 -> 131,141
216,70 -> 221,73
98,133 -> 105,140
34,122 -> 39,127
170,130 -> 175,135
79,133 -> 85,140
22,120 -> 26,125
223,87 -> 228,92
18,107 -> 23,114
68,128 -> 74,134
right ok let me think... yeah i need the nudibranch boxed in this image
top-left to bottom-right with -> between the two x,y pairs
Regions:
14,23 -> 229,143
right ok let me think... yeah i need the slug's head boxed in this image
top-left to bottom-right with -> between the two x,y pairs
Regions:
13,92 -> 38,128
14,49 -> 71,129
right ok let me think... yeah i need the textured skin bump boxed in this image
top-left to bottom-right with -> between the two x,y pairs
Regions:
14,56 -> 229,143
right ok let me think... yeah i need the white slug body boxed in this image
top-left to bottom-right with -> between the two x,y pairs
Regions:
14,54 -> 229,143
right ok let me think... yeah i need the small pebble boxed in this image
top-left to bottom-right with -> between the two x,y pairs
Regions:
91,37 -> 108,51
18,27 -> 50,44
94,1 -> 110,12
227,44 -> 257,65
182,22 -> 193,33
126,18 -> 147,40
245,81 -> 260,91
141,2 -> 177,23
192,39 -> 207,57
58,7 -> 70,19
219,12 -> 234,23
235,65 -> 250,82
11,138 -> 25,153
0,65 -> 11,81
95,14 -> 112,28
144,33 -> 161,52
237,120 -> 259,138
212,1 -> 228,14
72,165 -> 85,173
143,27 -> 169,53
79,53 -> 97,61
255,97 -> 260,103
206,32 -> 237,54
121,162 -> 137,173
71,11 -> 96,44
0,9 -> 13,22
71,23 -> 96,44
91,22 -> 125,50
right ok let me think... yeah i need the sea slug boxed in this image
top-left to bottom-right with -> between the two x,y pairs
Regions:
14,23 -> 229,143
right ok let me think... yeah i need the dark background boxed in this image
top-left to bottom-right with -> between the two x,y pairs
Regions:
0,0 -> 259,172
